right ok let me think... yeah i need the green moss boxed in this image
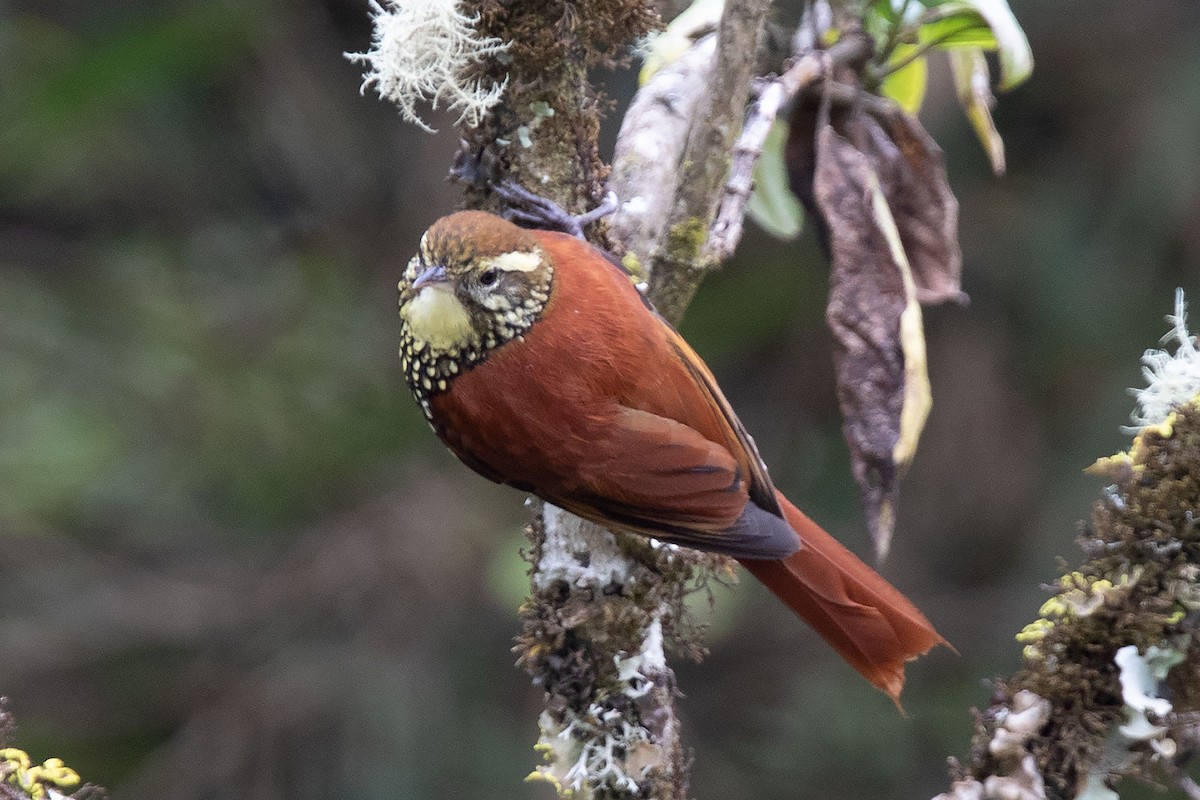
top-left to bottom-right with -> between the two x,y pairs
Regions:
664,217 -> 707,263
471,0 -> 658,74
620,252 -> 645,281
457,0 -> 659,236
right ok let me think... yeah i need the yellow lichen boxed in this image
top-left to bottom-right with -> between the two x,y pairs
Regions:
1087,412 -> 1179,478
1128,411 -> 1178,466
1016,619 -> 1054,644
1,749 -> 81,799
1038,597 -> 1067,617
1084,451 -> 1135,480
1036,569 -> 1142,624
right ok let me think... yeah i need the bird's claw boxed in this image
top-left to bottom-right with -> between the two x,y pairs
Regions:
494,180 -> 617,240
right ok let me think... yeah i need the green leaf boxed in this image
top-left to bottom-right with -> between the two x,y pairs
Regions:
746,120 -> 804,240
880,44 -> 928,114
919,11 -> 998,49
936,0 -> 1033,90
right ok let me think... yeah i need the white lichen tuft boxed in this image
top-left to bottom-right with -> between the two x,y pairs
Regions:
1076,773 -> 1120,800
988,690 -> 1052,760
1114,643 -> 1184,751
1127,289 -> 1200,431
613,613 -> 667,700
526,611 -> 671,795
527,705 -> 662,795
934,691 -> 1050,800
345,0 -> 509,132
1078,643 -> 1187,798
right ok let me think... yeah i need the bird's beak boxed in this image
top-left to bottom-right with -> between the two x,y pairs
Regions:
412,264 -> 449,291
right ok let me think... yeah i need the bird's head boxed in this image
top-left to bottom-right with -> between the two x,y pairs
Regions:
400,211 -> 554,354
398,211 -> 554,400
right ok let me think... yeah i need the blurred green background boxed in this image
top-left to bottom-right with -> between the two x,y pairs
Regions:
1,1 -> 1198,798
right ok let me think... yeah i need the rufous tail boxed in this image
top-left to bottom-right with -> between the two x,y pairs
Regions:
738,492 -> 947,706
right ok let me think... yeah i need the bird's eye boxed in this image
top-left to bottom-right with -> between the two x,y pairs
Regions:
479,267 -> 499,287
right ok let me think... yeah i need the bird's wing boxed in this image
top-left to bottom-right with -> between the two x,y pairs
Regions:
531,228 -> 783,519
655,326 -> 783,518
550,405 -> 799,560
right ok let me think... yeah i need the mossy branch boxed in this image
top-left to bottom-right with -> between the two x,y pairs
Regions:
422,0 -> 793,795
451,1 -> 720,796
936,394 -> 1200,795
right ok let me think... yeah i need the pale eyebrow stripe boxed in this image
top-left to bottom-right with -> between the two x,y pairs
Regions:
487,250 -> 542,273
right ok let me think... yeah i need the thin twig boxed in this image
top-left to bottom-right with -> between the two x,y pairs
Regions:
705,30 -> 872,261
1161,753 -> 1200,800
870,20 -> 979,82
1178,774 -> 1200,800
876,0 -> 915,64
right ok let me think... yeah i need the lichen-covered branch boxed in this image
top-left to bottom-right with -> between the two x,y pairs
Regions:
936,295 -> 1200,800
608,34 -> 718,281
452,0 -> 658,225
646,0 -> 773,325
453,1 -> 787,795
515,504 -> 711,798
0,701 -> 98,800
435,2 -> 710,797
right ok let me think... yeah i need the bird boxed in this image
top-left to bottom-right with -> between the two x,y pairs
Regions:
397,207 -> 946,704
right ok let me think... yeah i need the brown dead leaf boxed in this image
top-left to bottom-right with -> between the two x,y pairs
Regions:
785,91 -> 961,560
865,111 -> 966,306
812,113 -> 931,562
788,100 -> 965,306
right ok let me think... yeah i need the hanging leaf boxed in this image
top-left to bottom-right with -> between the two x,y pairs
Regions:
746,120 -> 805,240
916,0 -> 1032,91
784,92 -> 961,555
811,113 -> 932,561
949,47 -> 1006,175
787,100 -> 965,304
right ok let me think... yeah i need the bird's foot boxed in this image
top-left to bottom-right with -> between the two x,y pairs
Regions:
494,180 -> 617,239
